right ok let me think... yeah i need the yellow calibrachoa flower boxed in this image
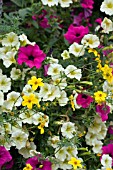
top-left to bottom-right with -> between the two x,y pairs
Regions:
69,95 -> 75,111
38,122 -> 45,134
101,64 -> 113,83
28,76 -> 44,90
94,91 -> 107,104
68,157 -> 82,170
23,164 -> 33,170
88,48 -> 99,56
106,168 -> 113,170
22,93 -> 38,109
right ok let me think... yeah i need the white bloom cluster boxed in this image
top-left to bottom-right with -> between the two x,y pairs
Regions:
41,0 -> 73,7
85,115 -> 107,154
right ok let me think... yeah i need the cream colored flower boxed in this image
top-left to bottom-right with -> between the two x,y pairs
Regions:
100,0 -> 113,16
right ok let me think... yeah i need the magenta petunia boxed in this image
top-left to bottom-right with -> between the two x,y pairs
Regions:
108,125 -> 113,135
0,146 -> 13,169
96,103 -> 110,122
64,24 -> 89,44
26,155 -> 52,170
17,44 -> 46,69
76,93 -> 93,108
81,0 -> 94,9
101,144 -> 113,166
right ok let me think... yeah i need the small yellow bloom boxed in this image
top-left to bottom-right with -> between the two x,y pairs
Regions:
22,93 -> 38,109
23,164 -> 33,170
69,95 -> 75,111
88,48 -> 99,56
94,91 -> 107,104
68,157 -> 82,170
106,168 -> 113,170
28,76 -> 44,90
38,122 -> 45,134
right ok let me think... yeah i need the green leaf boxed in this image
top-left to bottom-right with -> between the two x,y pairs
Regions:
11,0 -> 24,7
19,8 -> 31,19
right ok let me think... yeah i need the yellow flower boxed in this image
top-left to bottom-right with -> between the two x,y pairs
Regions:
68,157 -> 82,170
88,48 -> 99,56
101,65 -> 113,83
28,76 -> 44,90
38,122 -> 45,134
69,95 -> 75,111
22,93 -> 38,109
94,91 -> 107,104
23,164 -> 33,170
106,168 -> 113,170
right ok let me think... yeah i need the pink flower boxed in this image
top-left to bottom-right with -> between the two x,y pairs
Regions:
44,64 -> 50,76
39,17 -> 50,29
26,155 -> 52,170
95,18 -> 102,25
108,126 -> 113,135
64,25 -> 89,44
81,0 -> 94,9
17,44 -> 46,69
76,93 -> 93,108
32,15 -> 37,20
96,103 -> 110,121
101,144 -> 113,166
0,146 -> 13,169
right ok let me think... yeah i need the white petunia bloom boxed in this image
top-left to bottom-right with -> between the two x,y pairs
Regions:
101,17 -> 113,33
52,76 -> 67,90
22,84 -> 34,95
2,51 -> 16,68
48,136 -> 60,148
0,91 -> 4,106
59,161 -> 72,169
85,132 -> 97,146
57,90 -> 69,106
88,122 -> 101,134
19,34 -> 35,46
10,67 -> 21,80
0,46 -> 11,59
18,142 -> 36,158
32,112 -> 49,127
2,32 -> 19,47
42,85 -> 60,101
47,63 -> 64,77
103,80 -> 113,92
39,83 -> 51,99
6,91 -> 22,110
100,0 -> 113,16
47,57 -> 59,64
19,110 -> 34,124
73,92 -> 81,109
61,122 -> 76,139
92,140 -> 103,153
97,123 -> 107,140
61,50 -> 70,60
11,130 -> 28,149
69,42 -> 85,57
41,0 -> 58,7
59,0 -> 72,7
0,75 -> 11,93
65,65 -> 82,80
81,34 -> 100,48
101,154 -> 112,168
66,146 -> 78,160
55,147 -> 67,161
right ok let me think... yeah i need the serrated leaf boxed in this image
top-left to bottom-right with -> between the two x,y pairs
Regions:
19,8 -> 31,19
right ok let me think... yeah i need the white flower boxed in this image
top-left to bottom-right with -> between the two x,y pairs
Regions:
52,76 -> 67,90
0,75 -> 11,93
61,50 -> 70,60
41,0 -> 58,7
88,122 -> 101,134
6,91 -> 22,110
39,83 -> 51,99
47,57 -> 59,64
3,122 -> 12,134
22,84 -> 34,95
65,65 -> 82,80
61,122 -> 75,139
101,17 -> 113,33
11,130 -> 28,149
81,34 -> 100,48
19,142 -> 36,158
69,42 -> 85,57
10,67 -> 21,80
19,110 -> 34,124
19,34 -> 35,46
2,32 -> 19,47
92,140 -> 103,153
32,112 -> 49,127
48,136 -> 60,148
59,0 -> 73,7
42,85 -> 60,101
103,80 -> 113,92
59,160 -> 72,169
73,92 -> 81,109
101,154 -> 112,168
0,91 -> 4,106
66,146 -> 78,160
0,46 -> 11,59
55,147 -> 67,161
100,0 -> 113,16
57,90 -> 69,106
47,63 -> 64,77
97,123 -> 107,140
85,132 -> 97,146
2,51 -> 16,68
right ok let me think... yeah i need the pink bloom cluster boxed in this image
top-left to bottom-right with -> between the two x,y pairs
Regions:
76,93 -> 93,108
